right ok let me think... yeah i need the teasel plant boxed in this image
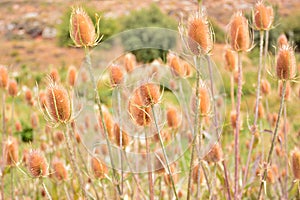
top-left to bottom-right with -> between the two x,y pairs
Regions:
257,43 -> 297,199
69,6 -> 124,198
242,1 -> 274,192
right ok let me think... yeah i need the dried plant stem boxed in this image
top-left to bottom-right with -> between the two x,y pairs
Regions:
11,167 -> 14,200
64,183 -> 72,200
42,179 -> 52,200
257,81 -> 287,199
263,30 -> 269,75
187,56 -> 201,200
222,160 -> 232,200
234,52 -> 243,200
64,126 -> 87,199
84,47 -> 122,197
196,120 -> 204,199
100,179 -> 108,200
283,104 -> 288,199
10,98 -> 15,135
1,91 -> 5,200
242,30 -> 264,191
230,73 -> 235,110
200,161 -> 211,195
117,90 -> 124,194
151,105 -> 178,200
145,128 -> 154,200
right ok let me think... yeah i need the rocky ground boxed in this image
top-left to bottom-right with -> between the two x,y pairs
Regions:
0,0 -> 299,70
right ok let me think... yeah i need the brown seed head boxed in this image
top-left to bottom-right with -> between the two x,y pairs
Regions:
54,131 -> 64,145
276,45 -> 296,80
128,90 -> 151,126
46,83 -> 71,123
166,106 -> 181,129
0,65 -> 8,88
70,7 -> 97,47
231,110 -> 237,129
50,68 -> 60,83
28,150 -> 48,178
98,107 -> 115,140
15,121 -> 22,132
163,164 -> 178,186
224,48 -> 237,72
192,163 -> 204,184
114,124 -> 130,148
138,83 -> 160,106
169,55 -> 184,77
8,79 -> 18,97
229,12 -> 250,52
4,137 -> 18,166
198,85 -> 210,115
277,33 -> 288,47
278,80 -> 291,100
292,149 -> 300,179
30,112 -> 39,129
39,91 -> 47,109
25,89 -> 32,104
257,102 -> 265,119
109,64 -> 124,86
52,160 -> 68,181
188,12 -> 213,55
124,53 -> 135,72
261,79 -> 271,95
254,1 -> 274,30
91,157 -> 108,179
67,65 -> 77,87
204,143 -> 223,163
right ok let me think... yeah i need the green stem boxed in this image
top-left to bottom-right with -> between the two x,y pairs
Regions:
151,105 -> 178,200
11,167 -> 14,200
42,179 -> 52,200
257,80 -> 287,199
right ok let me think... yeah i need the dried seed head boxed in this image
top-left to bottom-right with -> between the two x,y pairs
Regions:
229,12 -> 250,52
188,11 -> 213,55
50,68 -> 60,83
166,106 -> 181,129
25,89 -> 33,105
52,160 -> 68,181
204,143 -> 223,163
292,149 -> 300,180
128,90 -> 151,126
198,85 -> 210,115
114,124 -> 130,148
261,79 -> 271,95
91,157 -> 107,179
98,107 -> 115,140
256,102 -> 265,119
15,121 -> 22,132
278,81 -> 291,100
224,48 -> 237,72
46,83 -> 71,123
75,132 -> 81,143
183,61 -> 192,77
30,112 -> 39,129
231,110 -> 237,129
163,164 -> 178,186
277,33 -> 288,47
124,53 -> 135,72
70,7 -> 98,47
276,45 -> 296,80
4,136 -> 18,166
28,150 -> 48,178
138,83 -> 160,106
153,130 -> 171,143
266,167 -> 275,183
192,163 -> 204,184
39,91 -> 47,109
169,55 -> 184,77
8,79 -> 18,97
67,65 -> 77,87
254,1 -> 274,30
109,64 -> 124,86
0,65 -> 8,88
53,131 -> 64,145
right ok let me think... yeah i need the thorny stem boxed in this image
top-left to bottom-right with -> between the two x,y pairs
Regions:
234,52 -> 243,200
283,104 -> 288,199
1,91 -> 5,200
151,105 -> 178,200
145,128 -> 154,200
222,160 -> 232,200
242,30 -> 264,191
84,47 -> 122,197
257,80 -> 287,199
196,119 -> 204,199
263,30 -> 269,76
117,89 -> 124,194
11,167 -> 14,200
187,56 -> 201,200
10,98 -> 14,135
64,125 -> 87,199
230,73 -> 235,110
42,179 -> 52,200
200,161 -> 212,195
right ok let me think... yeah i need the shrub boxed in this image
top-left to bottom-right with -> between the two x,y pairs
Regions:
120,4 -> 177,63
57,6 -> 120,47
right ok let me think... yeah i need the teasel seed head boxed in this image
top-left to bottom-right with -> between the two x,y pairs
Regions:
229,12 -> 251,52
45,82 -> 71,123
261,79 -> 271,95
98,106 -> 115,140
224,48 -> 237,72
53,131 -> 64,145
276,45 -> 296,80
28,150 -> 48,178
168,54 -> 184,77
4,136 -> 19,166
114,124 -> 130,149
254,1 -> 274,30
30,112 -> 39,129
70,7 -> 101,47
91,157 -> 108,179
124,53 -> 135,72
278,80 -> 291,100
8,79 -> 18,97
163,164 -> 178,186
128,90 -> 151,126
292,149 -> 300,180
52,159 -> 68,181
50,68 -> 60,83
15,120 -> 22,132
198,84 -> 210,116
187,10 -> 213,55
277,33 -> 288,47
109,64 -> 124,87
257,102 -> 265,119
192,163 -> 204,184
67,65 -> 77,87
204,143 -> 223,163
0,65 -> 8,89
166,106 -> 181,129
138,83 -> 160,106
230,110 -> 237,129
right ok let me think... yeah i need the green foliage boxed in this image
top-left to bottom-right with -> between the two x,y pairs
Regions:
19,127 -> 34,143
57,6 -> 121,47
210,19 -> 225,44
121,4 -> 177,63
